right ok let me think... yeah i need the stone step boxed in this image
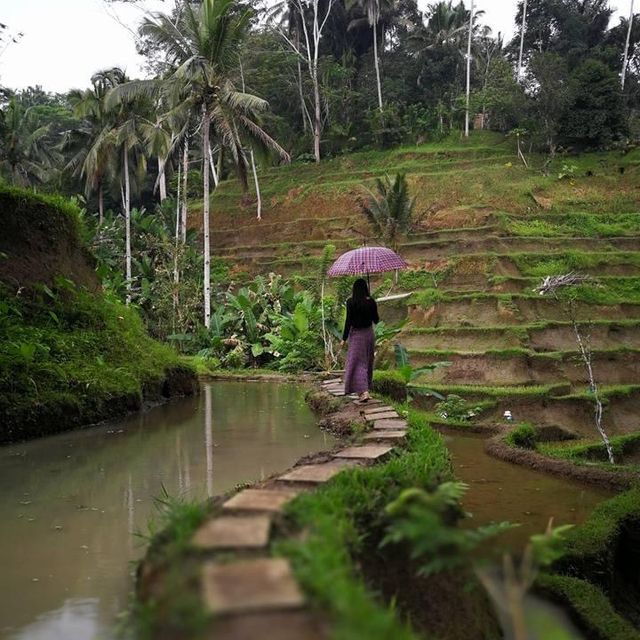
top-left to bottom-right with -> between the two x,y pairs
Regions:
322,378 -> 342,386
277,459 -> 360,485
365,411 -> 400,421
362,430 -> 407,443
192,515 -> 272,551
373,419 -> 409,431
223,489 -> 300,514
363,405 -> 396,415
353,398 -> 385,407
208,610 -> 329,640
202,558 -> 305,615
333,444 -> 394,461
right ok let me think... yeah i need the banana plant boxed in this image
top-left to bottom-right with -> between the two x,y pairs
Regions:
394,344 -> 450,400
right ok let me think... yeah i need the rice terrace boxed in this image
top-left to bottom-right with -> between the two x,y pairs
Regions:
1,0 -> 640,639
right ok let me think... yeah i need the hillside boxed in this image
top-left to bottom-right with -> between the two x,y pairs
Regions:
206,132 -> 640,460
0,185 -> 196,443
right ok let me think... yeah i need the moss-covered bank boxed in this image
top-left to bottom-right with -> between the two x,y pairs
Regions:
538,488 -> 640,640
0,185 -> 196,443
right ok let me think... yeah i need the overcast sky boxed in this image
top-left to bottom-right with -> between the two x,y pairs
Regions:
0,0 -> 632,93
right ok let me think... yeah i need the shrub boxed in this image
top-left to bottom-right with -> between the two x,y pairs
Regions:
506,422 -> 538,449
372,370 -> 407,401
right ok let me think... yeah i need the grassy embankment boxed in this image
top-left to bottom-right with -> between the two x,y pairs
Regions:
0,185 -> 195,443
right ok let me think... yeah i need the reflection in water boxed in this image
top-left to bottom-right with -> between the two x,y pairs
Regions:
0,381 -> 333,640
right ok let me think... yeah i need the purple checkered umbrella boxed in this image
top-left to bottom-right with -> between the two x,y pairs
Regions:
326,246 -> 408,278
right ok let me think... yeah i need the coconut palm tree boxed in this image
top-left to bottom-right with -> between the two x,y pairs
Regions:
110,0 -> 290,327
67,68 -> 126,224
348,0 -> 392,112
0,97 -> 61,187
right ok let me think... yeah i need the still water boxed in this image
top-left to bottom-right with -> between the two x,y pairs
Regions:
444,432 -> 611,547
0,381 -> 334,640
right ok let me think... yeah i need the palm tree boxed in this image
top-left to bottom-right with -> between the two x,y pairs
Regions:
359,172 -> 415,250
0,98 -> 61,187
114,106 -> 149,305
621,0 -> 635,89
348,0 -> 391,112
67,68 -> 126,224
111,0 -> 290,327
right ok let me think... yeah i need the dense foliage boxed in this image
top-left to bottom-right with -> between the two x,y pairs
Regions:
1,0 -> 639,372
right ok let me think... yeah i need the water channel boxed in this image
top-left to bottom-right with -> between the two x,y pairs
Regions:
0,382 -> 614,640
0,381 -> 334,640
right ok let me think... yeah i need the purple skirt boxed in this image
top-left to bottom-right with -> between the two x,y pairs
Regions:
344,325 -> 375,395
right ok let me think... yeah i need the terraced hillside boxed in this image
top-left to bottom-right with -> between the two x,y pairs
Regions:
207,132 -> 640,461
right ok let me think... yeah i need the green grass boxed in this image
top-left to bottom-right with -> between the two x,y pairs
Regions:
504,212 -> 640,238
559,384 -> 640,401
512,251 -> 640,278
407,346 -> 640,360
412,383 -> 567,398
536,574 -> 640,640
534,488 -> 640,640
276,408 -> 452,640
0,282 -> 193,441
538,433 -> 640,468
558,487 -> 640,559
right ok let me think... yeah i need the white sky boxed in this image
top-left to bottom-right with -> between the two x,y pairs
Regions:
0,0 -> 632,93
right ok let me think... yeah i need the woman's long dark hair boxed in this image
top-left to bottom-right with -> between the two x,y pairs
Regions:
351,278 -> 371,308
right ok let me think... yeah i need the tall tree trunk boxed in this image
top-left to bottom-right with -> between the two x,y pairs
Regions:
123,147 -> 132,305
158,156 -> 167,202
238,55 -> 262,220
464,0 -> 474,138
173,157 -> 181,323
312,64 -> 321,162
517,0 -> 528,81
202,114 -> 211,329
295,30 -> 308,132
373,19 -> 383,113
181,139 -> 188,244
208,146 -> 219,188
98,182 -> 104,226
622,0 -> 635,89
217,146 -> 224,180
250,148 -> 262,220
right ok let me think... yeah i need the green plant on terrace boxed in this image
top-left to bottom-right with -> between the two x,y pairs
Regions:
394,344 -> 450,400
359,172 -> 415,250
435,394 -> 483,422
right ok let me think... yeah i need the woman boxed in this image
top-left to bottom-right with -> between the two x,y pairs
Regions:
341,278 -> 379,402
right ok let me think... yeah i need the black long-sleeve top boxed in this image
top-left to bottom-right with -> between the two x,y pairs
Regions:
342,297 -> 379,341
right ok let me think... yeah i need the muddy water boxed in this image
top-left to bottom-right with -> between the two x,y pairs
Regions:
0,381 -> 334,640
444,432 -> 611,548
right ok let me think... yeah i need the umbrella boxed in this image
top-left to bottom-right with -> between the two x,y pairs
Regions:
326,246 -> 407,279
320,246 -> 408,370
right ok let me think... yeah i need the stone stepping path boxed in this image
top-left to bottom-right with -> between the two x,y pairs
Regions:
223,488 -> 300,514
192,515 -> 272,550
189,381 -> 409,638
334,444 -> 394,461
202,558 -> 305,615
277,459 -> 360,484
